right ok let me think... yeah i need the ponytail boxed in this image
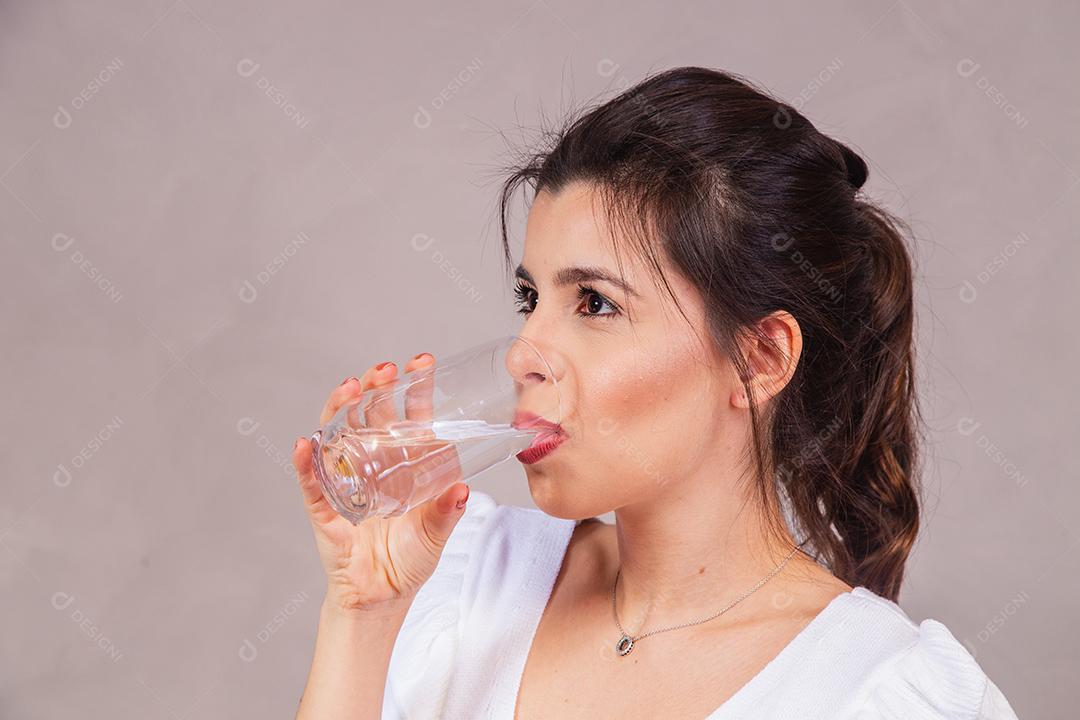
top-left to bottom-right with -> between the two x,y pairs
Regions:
826,199 -> 921,600
768,145 -> 923,601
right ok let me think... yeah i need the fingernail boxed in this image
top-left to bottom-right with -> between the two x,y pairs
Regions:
341,376 -> 359,386
413,352 -> 432,362
294,437 -> 301,450
455,486 -> 470,509
375,361 -> 394,372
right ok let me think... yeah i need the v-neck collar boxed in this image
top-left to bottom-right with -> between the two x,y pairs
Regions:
703,586 -> 860,718
509,513 -> 861,720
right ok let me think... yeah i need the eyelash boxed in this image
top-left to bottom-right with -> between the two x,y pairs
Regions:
513,281 -> 621,320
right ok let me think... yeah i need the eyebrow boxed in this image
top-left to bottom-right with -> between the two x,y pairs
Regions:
514,263 -> 640,299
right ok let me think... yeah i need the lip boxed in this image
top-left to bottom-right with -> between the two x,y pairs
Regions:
512,410 -> 567,464
512,410 -> 563,434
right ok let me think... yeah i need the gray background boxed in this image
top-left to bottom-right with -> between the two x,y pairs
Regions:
2,0 -> 1075,717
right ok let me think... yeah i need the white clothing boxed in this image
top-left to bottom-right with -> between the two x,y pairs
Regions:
382,491 -> 1020,719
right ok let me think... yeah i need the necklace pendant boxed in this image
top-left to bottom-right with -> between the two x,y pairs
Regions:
615,634 -> 634,656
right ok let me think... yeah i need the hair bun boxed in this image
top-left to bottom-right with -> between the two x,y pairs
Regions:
836,141 -> 868,190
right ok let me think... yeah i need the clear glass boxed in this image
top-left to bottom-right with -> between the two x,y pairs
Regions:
309,334 -> 561,523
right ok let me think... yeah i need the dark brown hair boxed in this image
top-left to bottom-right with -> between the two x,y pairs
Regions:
494,66 -> 922,601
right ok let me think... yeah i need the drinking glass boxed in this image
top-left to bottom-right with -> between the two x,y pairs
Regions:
309,334 -> 561,523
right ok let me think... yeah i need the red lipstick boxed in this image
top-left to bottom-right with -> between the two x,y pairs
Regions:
511,410 -> 567,464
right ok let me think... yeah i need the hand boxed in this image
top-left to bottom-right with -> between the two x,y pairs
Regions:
292,354 -> 470,613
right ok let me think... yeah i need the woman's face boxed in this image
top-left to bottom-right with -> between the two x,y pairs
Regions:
513,180 -> 741,519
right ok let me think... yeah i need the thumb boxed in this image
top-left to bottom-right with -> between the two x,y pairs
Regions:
416,482 -> 470,552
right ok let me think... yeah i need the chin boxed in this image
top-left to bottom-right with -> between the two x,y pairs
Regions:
522,465 -> 603,521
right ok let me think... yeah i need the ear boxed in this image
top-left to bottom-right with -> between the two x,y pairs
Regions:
730,310 -> 803,409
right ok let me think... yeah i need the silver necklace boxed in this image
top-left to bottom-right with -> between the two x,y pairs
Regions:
611,542 -> 804,657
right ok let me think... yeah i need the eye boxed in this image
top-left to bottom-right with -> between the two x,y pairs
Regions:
513,281 -> 622,320
513,281 -> 537,315
575,284 -> 621,319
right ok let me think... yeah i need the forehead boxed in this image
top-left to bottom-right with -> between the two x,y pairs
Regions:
526,182 -> 607,249
523,182 -> 640,282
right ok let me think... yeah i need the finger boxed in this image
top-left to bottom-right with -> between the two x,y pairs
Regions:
402,352 -> 434,375
344,366 -> 379,428
364,362 -> 400,429
293,436 -> 340,527
403,353 -> 436,424
331,365 -> 387,429
345,367 -> 388,427
408,480 -> 470,555
320,376 -> 363,426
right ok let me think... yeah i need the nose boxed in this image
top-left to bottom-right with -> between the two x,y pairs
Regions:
505,334 -> 563,422
507,334 -> 562,382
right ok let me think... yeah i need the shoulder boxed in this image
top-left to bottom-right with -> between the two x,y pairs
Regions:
381,491 -> 574,719
829,588 -> 1020,720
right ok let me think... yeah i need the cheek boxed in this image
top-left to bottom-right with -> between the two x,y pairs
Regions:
572,339 -> 719,485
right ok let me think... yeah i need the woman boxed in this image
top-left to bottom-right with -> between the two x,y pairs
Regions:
292,67 -> 1020,719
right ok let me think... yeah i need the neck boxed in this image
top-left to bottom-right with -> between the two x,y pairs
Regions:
609,466 -> 809,635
